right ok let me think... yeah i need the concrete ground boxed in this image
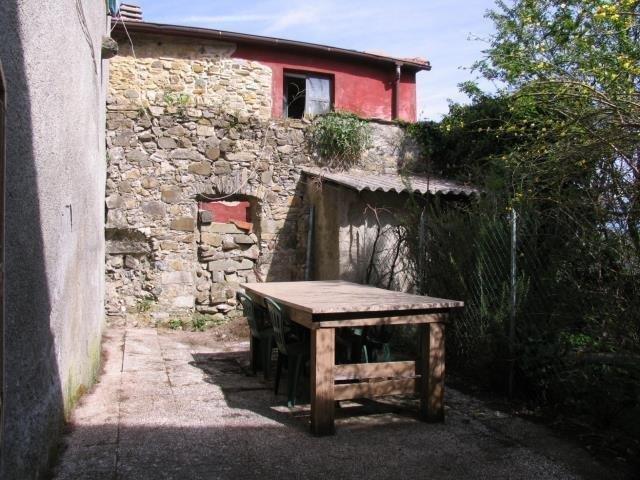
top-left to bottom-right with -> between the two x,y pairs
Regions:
52,327 -> 633,480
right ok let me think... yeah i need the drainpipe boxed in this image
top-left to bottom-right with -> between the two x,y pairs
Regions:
305,205 -> 315,281
108,0 -> 118,16
393,64 -> 402,120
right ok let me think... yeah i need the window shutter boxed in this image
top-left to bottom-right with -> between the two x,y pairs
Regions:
305,76 -> 331,116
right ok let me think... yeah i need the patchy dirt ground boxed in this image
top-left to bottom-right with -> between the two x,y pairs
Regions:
162,315 -> 251,344
51,327 -> 636,480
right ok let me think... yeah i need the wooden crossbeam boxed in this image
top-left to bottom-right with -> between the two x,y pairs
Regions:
312,313 -> 448,329
334,378 -> 417,401
334,360 -> 417,381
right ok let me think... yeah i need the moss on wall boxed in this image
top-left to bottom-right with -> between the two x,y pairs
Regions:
63,334 -> 103,420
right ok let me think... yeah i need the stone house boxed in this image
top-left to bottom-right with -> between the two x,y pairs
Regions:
105,18 -> 451,326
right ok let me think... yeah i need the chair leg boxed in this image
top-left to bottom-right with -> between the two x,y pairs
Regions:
382,343 -> 391,362
250,336 -> 259,374
263,337 -> 273,381
291,355 -> 304,407
287,359 -> 294,407
275,352 -> 283,395
362,344 -> 369,363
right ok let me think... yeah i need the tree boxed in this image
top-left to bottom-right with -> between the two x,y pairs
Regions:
407,1 -> 640,421
476,0 -> 640,252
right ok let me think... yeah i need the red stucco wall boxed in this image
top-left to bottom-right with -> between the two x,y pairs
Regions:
399,72 -> 417,121
233,44 -> 418,121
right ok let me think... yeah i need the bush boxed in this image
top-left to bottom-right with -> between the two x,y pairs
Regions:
311,112 -> 371,169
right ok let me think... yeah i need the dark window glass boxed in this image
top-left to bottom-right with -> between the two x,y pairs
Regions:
284,73 -> 332,118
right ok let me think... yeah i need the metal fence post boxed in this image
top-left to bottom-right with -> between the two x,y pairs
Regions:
418,207 -> 427,294
508,208 -> 517,397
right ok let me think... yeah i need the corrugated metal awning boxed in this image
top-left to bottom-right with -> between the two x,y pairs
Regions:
302,168 -> 477,197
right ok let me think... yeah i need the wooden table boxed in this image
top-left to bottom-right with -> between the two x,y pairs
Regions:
242,280 -> 464,435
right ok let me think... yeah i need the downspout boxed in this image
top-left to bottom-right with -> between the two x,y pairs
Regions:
393,64 -> 402,120
108,0 -> 118,16
304,205 -> 315,281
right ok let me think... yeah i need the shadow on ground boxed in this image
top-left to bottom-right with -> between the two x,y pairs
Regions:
190,350 -> 422,430
50,328 -> 637,480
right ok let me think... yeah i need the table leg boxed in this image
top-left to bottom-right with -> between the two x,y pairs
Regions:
419,322 -> 445,422
310,328 -> 335,435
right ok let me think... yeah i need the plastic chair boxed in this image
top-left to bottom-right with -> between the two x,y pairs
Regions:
337,328 -> 369,364
363,325 -> 393,362
265,297 -> 309,407
337,327 -> 392,364
238,292 -> 274,380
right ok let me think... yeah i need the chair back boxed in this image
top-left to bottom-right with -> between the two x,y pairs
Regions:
237,292 -> 261,338
366,325 -> 393,343
265,297 -> 289,355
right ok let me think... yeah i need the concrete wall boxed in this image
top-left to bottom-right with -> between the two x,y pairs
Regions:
306,181 -> 416,292
0,1 -> 107,478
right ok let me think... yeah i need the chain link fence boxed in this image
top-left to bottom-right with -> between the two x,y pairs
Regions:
359,194 -> 640,433
402,199 -> 640,427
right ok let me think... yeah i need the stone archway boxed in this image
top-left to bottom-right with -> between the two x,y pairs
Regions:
196,193 -> 261,320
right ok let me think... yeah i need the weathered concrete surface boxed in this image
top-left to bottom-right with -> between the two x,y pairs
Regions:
0,1 -> 107,478
307,180 -> 415,291
52,328 -> 631,480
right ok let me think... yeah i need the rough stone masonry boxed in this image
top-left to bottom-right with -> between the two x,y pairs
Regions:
106,33 -> 418,326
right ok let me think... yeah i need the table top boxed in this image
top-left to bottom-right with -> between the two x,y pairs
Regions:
241,280 -> 464,315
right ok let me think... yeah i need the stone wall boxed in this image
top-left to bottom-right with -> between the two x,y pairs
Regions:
105,110 -> 312,325
110,34 -> 272,119
106,34 -> 420,326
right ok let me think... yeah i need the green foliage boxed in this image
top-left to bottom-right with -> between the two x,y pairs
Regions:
474,0 -> 640,350
163,92 -> 191,107
311,112 -> 371,169
168,318 -> 184,330
191,313 -> 208,332
405,89 -> 517,187
401,0 -> 640,428
165,314 -> 227,332
137,106 -> 150,118
192,313 -> 226,332
136,297 -> 155,313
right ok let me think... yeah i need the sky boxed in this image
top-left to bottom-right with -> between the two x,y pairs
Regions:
129,0 -> 498,120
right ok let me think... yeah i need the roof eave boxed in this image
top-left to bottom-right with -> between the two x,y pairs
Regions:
111,20 -> 432,72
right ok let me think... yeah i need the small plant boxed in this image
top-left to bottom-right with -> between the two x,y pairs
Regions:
209,314 -> 227,327
163,92 -> 191,107
136,297 -> 155,313
168,318 -> 184,330
191,313 -> 208,332
137,105 -> 150,118
311,112 -> 371,169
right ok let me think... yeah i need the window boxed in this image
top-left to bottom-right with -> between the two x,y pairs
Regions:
284,72 -> 332,119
